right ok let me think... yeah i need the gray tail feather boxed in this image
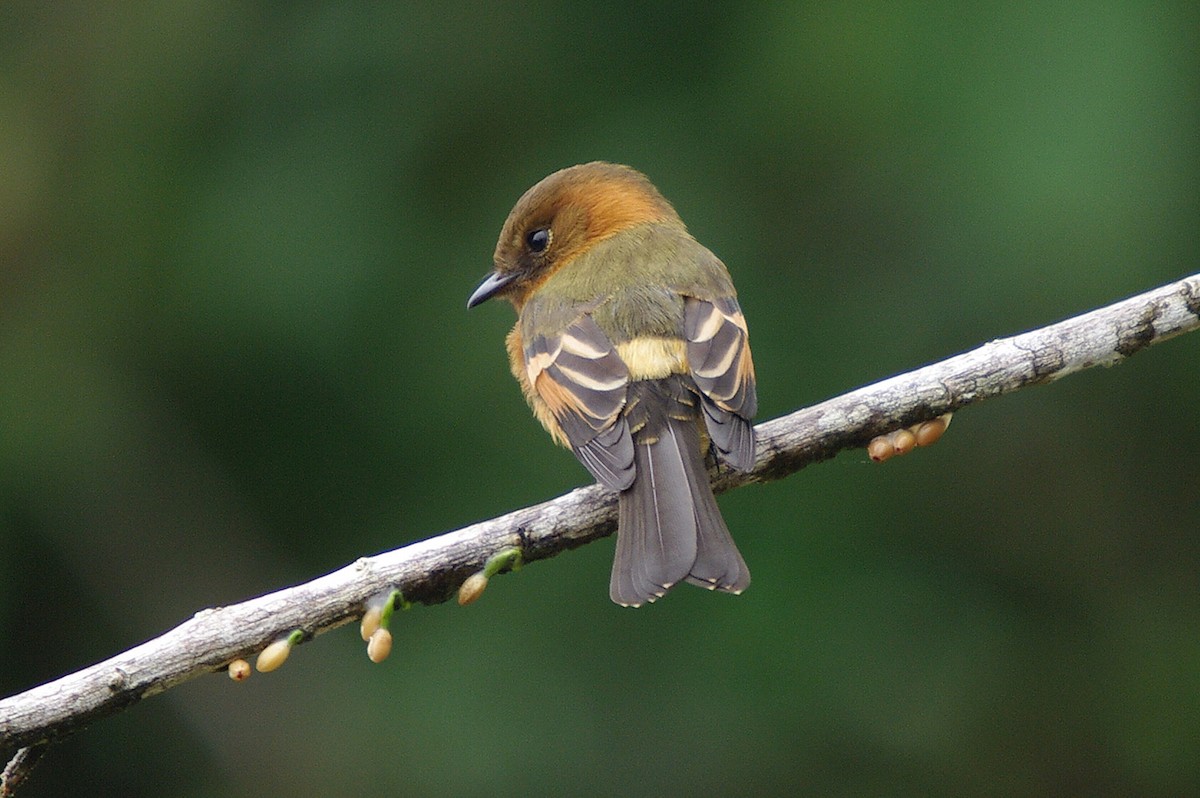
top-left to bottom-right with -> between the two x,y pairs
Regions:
609,416 -> 751,607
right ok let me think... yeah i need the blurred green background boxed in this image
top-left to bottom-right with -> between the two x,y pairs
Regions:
2,2 -> 1198,796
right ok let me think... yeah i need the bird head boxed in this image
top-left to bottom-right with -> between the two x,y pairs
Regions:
468,162 -> 681,310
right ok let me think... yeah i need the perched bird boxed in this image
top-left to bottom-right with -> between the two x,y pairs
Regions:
468,162 -> 757,606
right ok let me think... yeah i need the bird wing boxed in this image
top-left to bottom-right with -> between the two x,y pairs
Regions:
683,296 -> 758,471
524,314 -> 635,491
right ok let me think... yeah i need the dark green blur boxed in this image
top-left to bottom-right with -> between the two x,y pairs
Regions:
2,3 -> 1198,796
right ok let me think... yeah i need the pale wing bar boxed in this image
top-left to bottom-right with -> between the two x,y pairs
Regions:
525,315 -> 635,490
683,296 -> 758,471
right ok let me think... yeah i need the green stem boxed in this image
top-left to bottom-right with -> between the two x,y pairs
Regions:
483,547 -> 523,579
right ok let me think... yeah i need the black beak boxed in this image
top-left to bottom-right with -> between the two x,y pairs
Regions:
467,270 -> 517,309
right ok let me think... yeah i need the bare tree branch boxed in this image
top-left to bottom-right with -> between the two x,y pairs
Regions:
1,744 -> 48,797
3,273 -> 1198,761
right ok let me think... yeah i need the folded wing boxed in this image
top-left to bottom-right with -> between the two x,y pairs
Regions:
683,296 -> 758,471
524,315 -> 635,490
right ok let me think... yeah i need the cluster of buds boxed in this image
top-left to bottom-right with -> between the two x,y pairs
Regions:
457,547 -> 523,606
868,413 -> 953,463
360,590 -> 406,663
227,547 -> 527,681
226,630 -> 303,681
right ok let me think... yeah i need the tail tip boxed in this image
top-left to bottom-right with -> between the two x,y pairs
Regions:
610,582 -> 672,608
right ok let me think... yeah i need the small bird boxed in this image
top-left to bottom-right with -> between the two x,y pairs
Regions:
468,162 -> 756,606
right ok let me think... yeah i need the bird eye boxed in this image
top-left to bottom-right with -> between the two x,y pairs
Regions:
525,227 -> 551,253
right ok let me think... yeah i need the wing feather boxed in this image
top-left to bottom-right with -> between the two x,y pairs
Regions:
525,315 -> 635,490
684,296 -> 758,471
